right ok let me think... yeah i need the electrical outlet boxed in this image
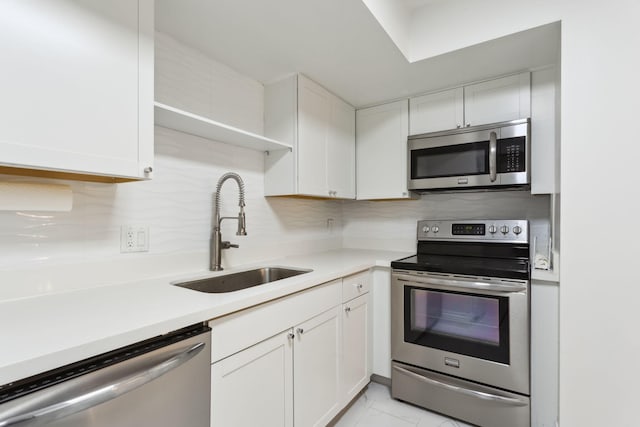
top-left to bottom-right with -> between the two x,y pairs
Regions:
120,225 -> 149,253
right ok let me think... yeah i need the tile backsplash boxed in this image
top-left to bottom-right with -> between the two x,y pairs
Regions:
342,191 -> 550,252
0,127 -> 343,273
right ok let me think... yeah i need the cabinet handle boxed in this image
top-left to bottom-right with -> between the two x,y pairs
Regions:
296,328 -> 304,335
356,283 -> 363,289
144,166 -> 153,174
466,123 -> 471,127
456,124 -> 461,129
287,332 -> 295,340
345,306 -> 351,313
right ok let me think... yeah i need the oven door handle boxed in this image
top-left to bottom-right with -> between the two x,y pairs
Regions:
394,273 -> 527,293
393,365 -> 528,407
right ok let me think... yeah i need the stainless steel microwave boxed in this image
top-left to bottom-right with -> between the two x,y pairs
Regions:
407,119 -> 530,192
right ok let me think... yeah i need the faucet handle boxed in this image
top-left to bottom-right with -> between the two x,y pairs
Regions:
221,241 -> 239,249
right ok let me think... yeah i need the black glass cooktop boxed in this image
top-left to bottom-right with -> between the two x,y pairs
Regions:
391,241 -> 530,280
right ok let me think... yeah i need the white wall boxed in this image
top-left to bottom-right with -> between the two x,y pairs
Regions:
408,0 -> 561,62
559,1 -> 640,425
361,0 -> 411,60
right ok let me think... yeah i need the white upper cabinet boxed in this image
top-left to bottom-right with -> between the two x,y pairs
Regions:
298,76 -> 332,196
409,72 -> 531,135
328,96 -> 356,199
356,100 -> 414,200
464,72 -> 531,127
0,0 -> 154,182
530,66 -> 559,195
409,88 -> 464,135
264,74 -> 356,199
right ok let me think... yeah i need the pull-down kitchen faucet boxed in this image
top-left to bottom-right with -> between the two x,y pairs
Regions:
211,172 -> 247,271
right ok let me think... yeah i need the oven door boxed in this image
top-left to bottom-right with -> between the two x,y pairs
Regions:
391,270 -> 529,394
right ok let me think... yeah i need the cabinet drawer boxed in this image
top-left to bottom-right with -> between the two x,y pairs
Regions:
209,279 -> 341,362
342,270 -> 370,302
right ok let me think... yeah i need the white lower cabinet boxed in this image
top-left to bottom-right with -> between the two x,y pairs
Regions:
342,293 -> 369,402
211,330 -> 293,427
209,271 -> 372,427
293,307 -> 341,427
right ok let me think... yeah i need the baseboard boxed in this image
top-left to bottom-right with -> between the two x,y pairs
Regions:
370,373 -> 391,387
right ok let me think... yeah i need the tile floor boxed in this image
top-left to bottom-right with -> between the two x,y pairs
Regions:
330,382 -> 473,427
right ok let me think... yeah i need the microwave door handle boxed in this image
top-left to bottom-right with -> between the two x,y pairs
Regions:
489,131 -> 497,182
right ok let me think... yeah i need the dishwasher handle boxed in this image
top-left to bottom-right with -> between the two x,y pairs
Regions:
0,342 -> 205,427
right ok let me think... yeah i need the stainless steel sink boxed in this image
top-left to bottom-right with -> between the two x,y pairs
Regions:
173,267 -> 313,293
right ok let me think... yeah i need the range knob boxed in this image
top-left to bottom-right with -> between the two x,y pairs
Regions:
422,226 -> 430,233
488,225 -> 497,234
513,225 -> 522,235
432,225 -> 440,233
500,225 -> 510,235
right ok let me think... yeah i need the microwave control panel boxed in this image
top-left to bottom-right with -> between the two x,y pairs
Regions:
497,137 -> 526,173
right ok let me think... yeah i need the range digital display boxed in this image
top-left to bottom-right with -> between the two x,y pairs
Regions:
452,223 -> 486,235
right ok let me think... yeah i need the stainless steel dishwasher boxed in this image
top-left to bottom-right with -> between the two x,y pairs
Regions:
0,323 -> 211,427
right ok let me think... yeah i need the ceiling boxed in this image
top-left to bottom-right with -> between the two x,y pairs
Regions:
155,0 -> 559,108
401,0 -> 443,12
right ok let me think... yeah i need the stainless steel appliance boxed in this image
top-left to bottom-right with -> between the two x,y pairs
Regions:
0,324 -> 211,427
408,119 -> 530,192
391,219 -> 531,427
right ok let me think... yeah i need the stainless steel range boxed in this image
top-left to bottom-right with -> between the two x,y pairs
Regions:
391,219 -> 530,427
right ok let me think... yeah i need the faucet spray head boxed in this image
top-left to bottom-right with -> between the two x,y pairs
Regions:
237,207 -> 247,236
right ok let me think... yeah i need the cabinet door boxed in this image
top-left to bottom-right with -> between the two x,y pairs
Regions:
211,330 -> 293,427
294,306 -> 341,427
356,100 -> 412,200
464,72 -> 531,127
530,66 -> 558,194
0,0 -> 153,181
327,96 -> 356,199
342,294 -> 370,403
409,88 -> 463,134
297,75 -> 330,196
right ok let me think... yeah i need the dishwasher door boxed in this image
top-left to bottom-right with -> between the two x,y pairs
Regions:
0,324 -> 211,427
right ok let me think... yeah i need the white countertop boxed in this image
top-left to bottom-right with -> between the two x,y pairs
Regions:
0,249 -> 410,385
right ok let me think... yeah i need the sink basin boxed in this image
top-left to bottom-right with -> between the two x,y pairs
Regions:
173,267 -> 313,293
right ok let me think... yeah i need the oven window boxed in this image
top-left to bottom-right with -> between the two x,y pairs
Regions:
411,141 -> 489,179
404,286 -> 509,364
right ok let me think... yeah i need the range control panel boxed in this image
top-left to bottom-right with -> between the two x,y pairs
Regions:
418,219 -> 528,243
